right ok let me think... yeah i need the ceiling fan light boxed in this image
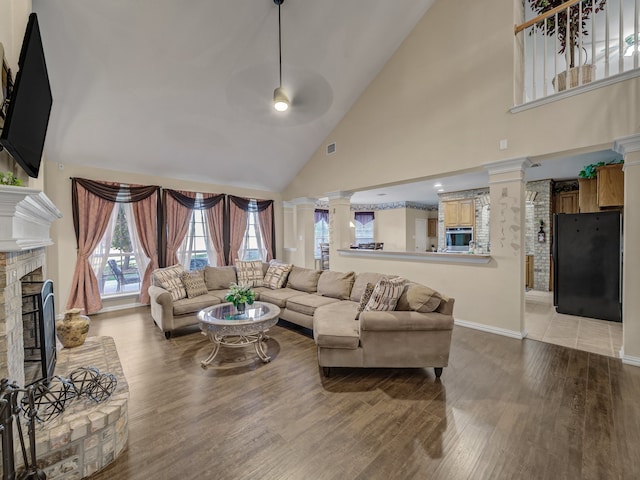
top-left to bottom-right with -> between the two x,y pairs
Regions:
273,87 -> 289,112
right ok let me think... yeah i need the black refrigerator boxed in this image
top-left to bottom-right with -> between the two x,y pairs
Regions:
553,211 -> 622,322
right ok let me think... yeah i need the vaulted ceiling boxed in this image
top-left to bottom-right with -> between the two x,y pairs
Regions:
32,0 -> 436,192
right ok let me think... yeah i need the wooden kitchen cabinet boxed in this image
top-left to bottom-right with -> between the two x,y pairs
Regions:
444,200 -> 475,227
578,178 -> 599,213
597,163 -> 624,207
427,218 -> 438,237
555,191 -> 579,214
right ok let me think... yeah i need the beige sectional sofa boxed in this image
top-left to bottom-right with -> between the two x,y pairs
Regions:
148,264 -> 455,377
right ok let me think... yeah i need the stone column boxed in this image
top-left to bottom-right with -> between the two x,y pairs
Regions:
614,134 -> 640,365
327,192 -> 353,272
485,157 -> 531,338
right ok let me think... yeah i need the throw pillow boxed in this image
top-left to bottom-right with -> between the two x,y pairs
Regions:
355,282 -> 375,320
181,270 -> 209,299
203,266 -> 237,291
406,284 -> 443,313
235,260 -> 264,287
364,277 -> 406,312
152,264 -> 187,301
263,261 -> 293,289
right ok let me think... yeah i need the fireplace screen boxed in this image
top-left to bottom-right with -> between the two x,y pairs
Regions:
22,280 -> 57,385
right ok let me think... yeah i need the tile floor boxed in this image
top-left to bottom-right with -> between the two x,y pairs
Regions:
525,290 -> 623,358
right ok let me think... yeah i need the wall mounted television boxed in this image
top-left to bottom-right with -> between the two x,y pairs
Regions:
0,13 -> 53,178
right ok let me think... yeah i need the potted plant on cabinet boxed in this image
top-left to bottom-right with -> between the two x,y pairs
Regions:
529,0 -> 607,91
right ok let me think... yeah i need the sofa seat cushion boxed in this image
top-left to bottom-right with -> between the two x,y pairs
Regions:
285,294 -> 340,317
173,293 -> 221,316
313,301 -> 360,349
258,287 -> 306,308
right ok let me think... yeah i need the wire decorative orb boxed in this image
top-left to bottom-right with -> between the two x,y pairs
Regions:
86,373 -> 117,403
68,366 -> 101,397
23,377 -> 76,423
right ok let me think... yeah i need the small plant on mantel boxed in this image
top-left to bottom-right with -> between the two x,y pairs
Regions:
0,171 -> 22,186
578,159 -> 624,179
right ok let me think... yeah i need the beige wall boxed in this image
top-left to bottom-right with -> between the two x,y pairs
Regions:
284,0 -> 638,201
374,209 -> 405,251
282,0 -> 640,352
405,208 -> 430,252
43,160 -> 282,315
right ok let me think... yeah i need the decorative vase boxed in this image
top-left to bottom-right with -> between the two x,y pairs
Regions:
236,303 -> 246,314
56,308 -> 90,348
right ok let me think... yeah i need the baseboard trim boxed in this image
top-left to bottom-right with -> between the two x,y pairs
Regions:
97,302 -> 147,315
622,352 -> 640,367
455,318 -> 526,340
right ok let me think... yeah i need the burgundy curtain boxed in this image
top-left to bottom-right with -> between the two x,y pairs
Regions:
132,191 -> 159,305
67,179 -> 117,314
354,211 -> 375,225
228,200 -> 248,265
257,201 -> 274,262
163,190 -> 196,266
205,197 -> 226,266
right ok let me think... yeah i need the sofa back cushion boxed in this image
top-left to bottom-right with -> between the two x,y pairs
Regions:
152,264 -> 187,301
350,272 -> 387,302
204,266 -> 237,291
286,266 -> 322,293
235,260 -> 264,287
396,282 -> 443,313
317,270 -> 355,300
364,277 -> 406,311
263,261 -> 293,289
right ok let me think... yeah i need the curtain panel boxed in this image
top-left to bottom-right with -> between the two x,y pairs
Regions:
69,178 -> 161,311
354,211 -> 375,225
314,209 -> 329,224
162,190 -> 197,267
227,195 -> 276,263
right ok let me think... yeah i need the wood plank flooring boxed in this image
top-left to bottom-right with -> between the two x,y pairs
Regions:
85,308 -> 640,480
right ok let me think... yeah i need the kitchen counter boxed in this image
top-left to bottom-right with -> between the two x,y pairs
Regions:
337,249 -> 492,264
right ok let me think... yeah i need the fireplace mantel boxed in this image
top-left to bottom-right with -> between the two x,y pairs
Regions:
0,185 -> 62,251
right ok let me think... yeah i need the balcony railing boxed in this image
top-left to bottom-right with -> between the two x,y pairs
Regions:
515,0 -> 640,104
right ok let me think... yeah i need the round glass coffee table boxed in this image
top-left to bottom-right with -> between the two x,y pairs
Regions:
197,301 -> 281,368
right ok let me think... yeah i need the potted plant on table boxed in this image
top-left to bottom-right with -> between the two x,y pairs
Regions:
529,0 -> 607,91
225,283 -> 256,313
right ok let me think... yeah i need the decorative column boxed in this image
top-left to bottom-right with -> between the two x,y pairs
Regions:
327,191 -> 353,272
286,198 -> 317,269
485,157 -> 531,338
614,134 -> 640,365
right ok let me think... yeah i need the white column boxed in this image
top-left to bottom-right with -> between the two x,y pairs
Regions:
614,134 -> 640,365
484,157 -> 531,338
286,198 -> 317,269
327,191 -> 353,272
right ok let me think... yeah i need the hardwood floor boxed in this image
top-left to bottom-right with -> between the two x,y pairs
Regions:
86,308 -> 640,480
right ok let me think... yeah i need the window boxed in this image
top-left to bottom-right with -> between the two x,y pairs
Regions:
90,203 -> 144,297
314,209 -> 329,257
354,211 -> 375,245
178,208 -> 217,269
240,201 -> 266,261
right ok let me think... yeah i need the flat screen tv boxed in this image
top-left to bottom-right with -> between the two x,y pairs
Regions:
0,13 -> 53,178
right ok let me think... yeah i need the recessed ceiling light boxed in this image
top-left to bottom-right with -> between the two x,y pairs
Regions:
376,193 -> 387,196
437,189 -> 445,192
434,183 -> 442,188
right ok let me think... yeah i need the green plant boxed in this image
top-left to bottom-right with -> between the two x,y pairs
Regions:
0,171 -> 22,186
224,282 -> 256,307
529,0 -> 607,68
578,159 -> 624,179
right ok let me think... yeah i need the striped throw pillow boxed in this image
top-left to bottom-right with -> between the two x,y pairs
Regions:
235,260 -> 264,287
181,270 -> 209,299
152,265 -> 187,301
364,277 -> 406,312
263,261 -> 293,289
